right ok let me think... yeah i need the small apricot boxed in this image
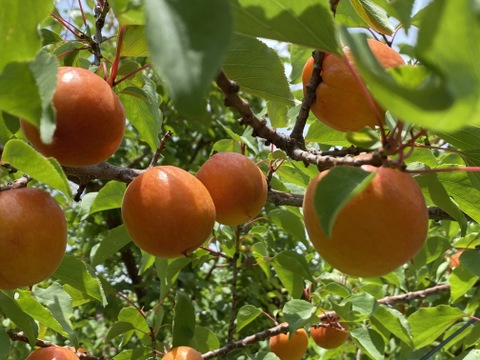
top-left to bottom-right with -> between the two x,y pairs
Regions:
162,346 -> 203,359
269,326 -> 309,360
26,346 -> 79,360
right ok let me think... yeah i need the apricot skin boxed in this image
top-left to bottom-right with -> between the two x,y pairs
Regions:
121,166 -> 216,258
196,152 -> 267,226
310,322 -> 349,349
26,346 -> 79,360
302,39 -> 405,132
20,66 -> 126,167
269,327 -> 309,360
162,346 -> 203,360
302,166 -> 428,277
0,188 -> 67,290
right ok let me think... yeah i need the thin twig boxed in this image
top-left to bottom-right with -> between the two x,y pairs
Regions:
149,131 -> 173,168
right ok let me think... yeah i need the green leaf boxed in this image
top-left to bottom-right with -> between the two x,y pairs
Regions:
269,208 -> 307,246
172,291 -> 196,347
437,168 -> 480,224
0,329 -> 10,360
409,305 -> 466,349
305,120 -> 351,147
118,307 -> 150,334
350,327 -> 385,360
155,257 -> 192,299
89,181 -> 126,215
223,35 -> 294,106
314,166 -> 376,237
2,139 -> 72,199
120,25 -> 149,57
231,0 -> 340,54
333,293 -> 378,322
194,326 -> 220,353
412,235 -> 450,269
236,305 -> 262,333
0,0 -> 52,72
145,0 -> 232,119
91,225 -> 132,266
415,172 -> 468,235
16,290 -> 67,337
371,305 -> 412,347
435,126 -> 480,151
272,251 -> 312,299
119,77 -> 162,150
458,249 -> 480,277
106,321 -> 136,342
283,299 -> 317,330
0,291 -> 38,346
33,283 -> 77,346
350,0 -> 394,35
449,265 -> 479,303
266,101 -> 289,128
109,0 -> 145,25
53,254 -> 107,306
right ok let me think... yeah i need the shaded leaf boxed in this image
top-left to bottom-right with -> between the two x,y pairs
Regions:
172,291 -> 196,347
350,327 -> 385,360
272,251 -> 312,298
236,305 -> 262,333
333,293 -> 378,322
194,326 -> 220,353
91,225 -> 132,267
283,299 -> 317,329
371,305 -> 412,346
0,291 -> 37,346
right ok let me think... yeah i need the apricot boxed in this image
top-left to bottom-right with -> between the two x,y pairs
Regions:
450,249 -> 465,269
310,322 -> 349,349
26,346 -> 79,360
162,346 -> 203,360
196,152 -> 267,226
302,165 -> 428,277
0,187 -> 67,289
121,166 -> 216,258
20,66 -> 126,167
269,327 -> 309,360
302,39 -> 405,132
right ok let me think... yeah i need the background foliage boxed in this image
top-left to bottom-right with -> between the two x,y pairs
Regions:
1,0 -> 480,359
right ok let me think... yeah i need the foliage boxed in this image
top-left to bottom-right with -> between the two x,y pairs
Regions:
1,0 -> 480,359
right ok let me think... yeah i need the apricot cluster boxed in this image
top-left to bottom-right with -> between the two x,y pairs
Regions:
121,152 -> 267,258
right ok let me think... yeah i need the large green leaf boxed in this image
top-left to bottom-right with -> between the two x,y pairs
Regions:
91,225 -> 132,267
0,291 -> 38,346
109,0 -> 145,25
314,166 -> 376,237
371,305 -> 412,347
283,299 -> 317,330
341,0 -> 480,132
350,327 -> 385,360
236,305 -> 262,333
89,181 -> 126,216
0,329 -> 9,360
53,255 -> 107,306
223,34 -> 294,106
172,291 -> 196,347
231,0 -> 340,54
2,139 -> 72,199
305,120 -> 351,147
120,25 -> 149,57
332,293 -> 378,322
272,250 -> 313,298
449,265 -> 479,303
194,326 -> 220,353
145,0 -> 232,119
16,290 -> 67,337
0,0 -> 52,72
409,305 -> 466,349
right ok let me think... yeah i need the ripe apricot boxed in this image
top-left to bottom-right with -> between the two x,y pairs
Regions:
26,346 -> 79,360
162,346 -> 203,360
302,165 -> 428,277
0,187 -> 67,289
269,326 -> 309,360
20,66 -> 126,167
121,166 -> 216,258
196,152 -> 267,226
310,322 -> 349,349
302,39 -> 404,132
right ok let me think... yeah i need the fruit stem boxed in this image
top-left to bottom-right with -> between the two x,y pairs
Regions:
108,25 -> 127,87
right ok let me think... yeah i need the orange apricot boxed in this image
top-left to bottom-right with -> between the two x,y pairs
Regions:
162,346 -> 203,360
20,66 -> 126,167
310,322 -> 349,349
0,187 -> 67,289
26,346 -> 79,360
302,39 -> 404,132
121,166 -> 216,258
269,327 -> 309,360
450,249 -> 465,269
302,165 -> 428,277
196,152 -> 267,226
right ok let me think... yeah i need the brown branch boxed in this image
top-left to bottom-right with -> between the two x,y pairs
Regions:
92,0 -> 110,66
202,283 -> 452,359
63,162 -> 142,184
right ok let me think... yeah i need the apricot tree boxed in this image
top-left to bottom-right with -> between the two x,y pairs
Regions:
1,0 -> 480,359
